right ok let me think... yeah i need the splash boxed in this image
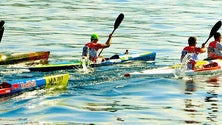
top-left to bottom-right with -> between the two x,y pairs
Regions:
76,57 -> 94,74
174,53 -> 193,78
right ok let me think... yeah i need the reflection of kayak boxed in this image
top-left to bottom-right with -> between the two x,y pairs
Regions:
0,73 -> 69,97
124,59 -> 222,78
0,51 -> 50,65
28,51 -> 156,72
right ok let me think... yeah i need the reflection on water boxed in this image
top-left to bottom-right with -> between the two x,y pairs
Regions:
205,77 -> 219,123
184,77 -> 220,124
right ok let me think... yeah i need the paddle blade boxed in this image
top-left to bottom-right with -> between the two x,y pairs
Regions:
0,20 -> 4,28
0,20 -> 5,42
113,13 -> 124,32
209,20 -> 221,36
204,20 -> 221,44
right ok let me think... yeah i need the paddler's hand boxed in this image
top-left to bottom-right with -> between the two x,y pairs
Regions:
105,34 -> 112,47
201,43 -> 206,48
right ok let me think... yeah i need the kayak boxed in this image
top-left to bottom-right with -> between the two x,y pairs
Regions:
0,51 -> 50,65
124,59 -> 222,78
123,20 -> 222,78
28,51 -> 156,72
0,73 -> 69,97
29,51 -> 156,72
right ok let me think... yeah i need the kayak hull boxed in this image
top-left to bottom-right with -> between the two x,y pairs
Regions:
124,59 -> 222,78
0,73 -> 69,97
29,51 -> 156,72
29,63 -> 81,72
0,51 -> 50,65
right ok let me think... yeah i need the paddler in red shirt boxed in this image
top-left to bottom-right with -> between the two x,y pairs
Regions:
207,32 -> 222,59
82,33 -> 112,63
180,36 -> 206,69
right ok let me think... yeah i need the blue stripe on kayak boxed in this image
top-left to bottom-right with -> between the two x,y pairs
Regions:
119,52 -> 156,61
7,78 -> 46,93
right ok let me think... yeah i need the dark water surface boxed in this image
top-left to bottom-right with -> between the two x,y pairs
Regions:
0,0 -> 222,124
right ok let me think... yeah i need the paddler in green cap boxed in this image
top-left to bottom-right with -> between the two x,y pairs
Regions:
82,33 -> 112,63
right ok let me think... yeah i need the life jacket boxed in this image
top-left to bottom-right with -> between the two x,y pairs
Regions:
181,46 -> 203,62
207,40 -> 221,59
82,42 -> 103,62
181,46 -> 205,70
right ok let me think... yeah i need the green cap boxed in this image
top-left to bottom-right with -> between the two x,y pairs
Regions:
91,33 -> 99,40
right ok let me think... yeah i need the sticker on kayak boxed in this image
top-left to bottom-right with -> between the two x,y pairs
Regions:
44,74 -> 69,89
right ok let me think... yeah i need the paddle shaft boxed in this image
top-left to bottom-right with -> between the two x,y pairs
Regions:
98,29 -> 115,56
98,13 -> 124,56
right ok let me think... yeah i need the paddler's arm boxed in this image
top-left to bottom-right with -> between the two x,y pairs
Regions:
103,34 -> 112,48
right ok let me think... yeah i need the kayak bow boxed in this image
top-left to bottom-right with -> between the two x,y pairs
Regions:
0,51 -> 50,65
0,73 -> 69,96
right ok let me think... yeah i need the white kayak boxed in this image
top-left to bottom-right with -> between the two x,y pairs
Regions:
124,59 -> 222,78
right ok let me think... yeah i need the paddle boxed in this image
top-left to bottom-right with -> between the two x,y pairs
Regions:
203,20 -> 221,45
98,13 -> 124,56
0,20 -> 5,42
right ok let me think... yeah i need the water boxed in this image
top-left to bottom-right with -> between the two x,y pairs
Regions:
1,0 -> 222,124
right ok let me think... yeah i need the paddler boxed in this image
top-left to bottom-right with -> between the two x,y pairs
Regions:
207,32 -> 222,59
82,33 -> 112,63
180,36 -> 206,69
